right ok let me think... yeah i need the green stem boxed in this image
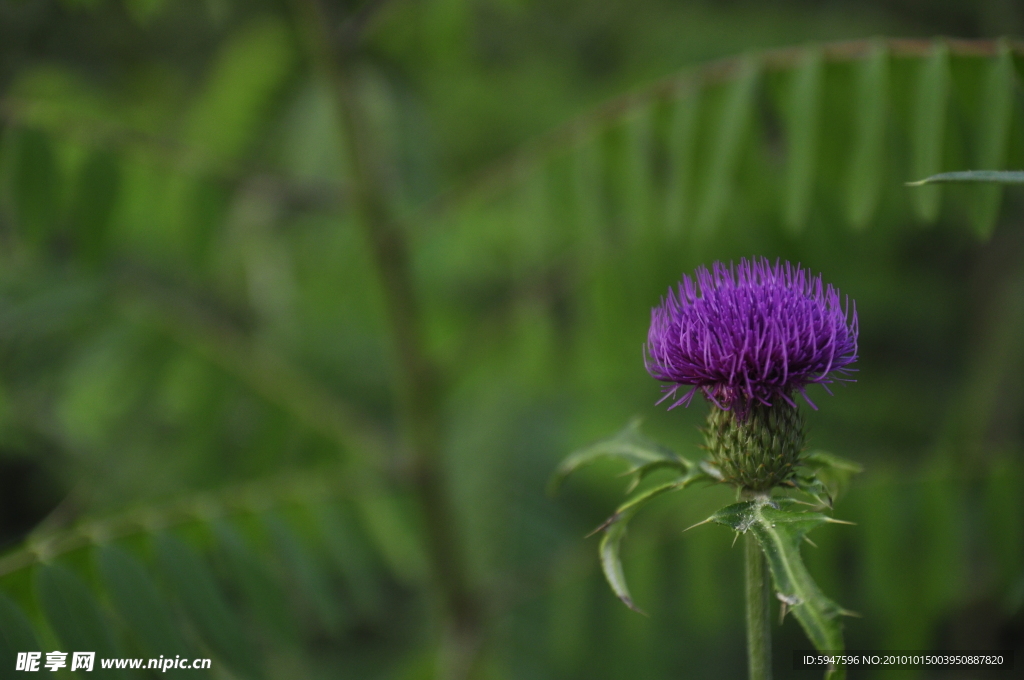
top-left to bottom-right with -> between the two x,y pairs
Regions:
288,1 -> 482,677
744,510 -> 772,680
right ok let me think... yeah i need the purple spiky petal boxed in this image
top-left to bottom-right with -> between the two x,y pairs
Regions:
645,258 -> 858,415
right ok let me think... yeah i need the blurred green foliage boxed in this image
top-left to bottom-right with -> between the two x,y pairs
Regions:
1,1 -> 1023,679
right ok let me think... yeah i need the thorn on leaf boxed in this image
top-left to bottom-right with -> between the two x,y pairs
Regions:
619,594 -> 649,617
682,517 -> 713,533
587,512 -> 621,538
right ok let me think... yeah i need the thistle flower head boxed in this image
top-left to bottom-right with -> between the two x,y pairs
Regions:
645,257 -> 858,416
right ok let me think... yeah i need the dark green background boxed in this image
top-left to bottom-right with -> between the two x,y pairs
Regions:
1,1 -> 1022,679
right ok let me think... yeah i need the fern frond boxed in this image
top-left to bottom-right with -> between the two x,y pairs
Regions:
0,466 -> 345,578
0,465 -> 415,678
436,38 -> 1023,238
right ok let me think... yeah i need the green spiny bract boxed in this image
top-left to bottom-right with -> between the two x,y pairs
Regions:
704,401 -> 805,490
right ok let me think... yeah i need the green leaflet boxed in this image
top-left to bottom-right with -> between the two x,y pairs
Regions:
315,504 -> 385,619
694,55 -> 760,237
264,512 -> 347,635
908,170 -> 1024,185
662,86 -> 701,237
846,41 -> 889,231
10,128 -> 59,242
918,461 -> 965,617
95,545 -> 195,664
34,563 -> 123,680
354,490 -> 429,586
707,497 -> 852,678
983,459 -> 1024,595
971,41 -> 1016,238
513,163 -> 551,276
783,47 -> 824,234
622,104 -> 655,239
211,519 -> 298,643
155,534 -> 262,680
0,593 -> 41,680
571,137 -> 604,253
443,40 -> 1024,245
280,79 -> 348,183
596,469 -> 712,613
183,17 -> 296,161
71,149 -> 120,265
909,41 -> 950,223
855,473 -> 922,649
548,417 -> 693,495
123,0 -> 166,26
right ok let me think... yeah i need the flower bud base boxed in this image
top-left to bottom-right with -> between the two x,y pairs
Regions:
704,401 -> 805,491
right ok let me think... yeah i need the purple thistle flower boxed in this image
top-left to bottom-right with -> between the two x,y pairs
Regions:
645,257 -> 858,415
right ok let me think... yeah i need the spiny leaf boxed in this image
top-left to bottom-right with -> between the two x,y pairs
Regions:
791,473 -> 833,509
783,47 -> 824,234
0,593 -> 41,680
971,40 -> 1016,238
846,40 -> 889,231
694,55 -> 760,237
908,170 -> 1024,185
155,534 -> 262,679
596,469 -> 711,614
909,41 -> 950,223
707,497 -> 851,678
548,417 -> 692,495
793,451 -> 864,506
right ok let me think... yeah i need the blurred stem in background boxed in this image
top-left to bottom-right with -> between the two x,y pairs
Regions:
289,0 -> 482,677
